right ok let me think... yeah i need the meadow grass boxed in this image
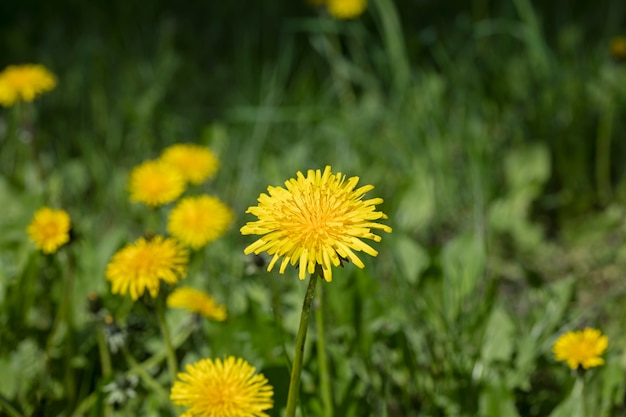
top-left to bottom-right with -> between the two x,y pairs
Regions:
2,1 -> 626,416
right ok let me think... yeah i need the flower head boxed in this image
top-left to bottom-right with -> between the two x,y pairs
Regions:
106,236 -> 188,300
553,327 -> 608,370
327,0 -> 367,19
160,144 -> 220,185
168,195 -> 234,249
610,36 -> 626,62
27,207 -> 71,254
241,166 -> 391,282
171,356 -> 274,417
128,160 -> 186,207
167,287 -> 227,321
0,64 -> 57,107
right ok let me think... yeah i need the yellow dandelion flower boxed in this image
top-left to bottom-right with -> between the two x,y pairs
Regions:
0,64 -> 57,107
240,166 -> 391,282
27,207 -> 71,254
167,287 -> 227,321
553,327 -> 608,370
171,356 -> 274,417
610,36 -> 626,62
327,0 -> 367,19
106,236 -> 189,300
161,143 -> 220,185
128,160 -> 186,207
168,195 -> 234,249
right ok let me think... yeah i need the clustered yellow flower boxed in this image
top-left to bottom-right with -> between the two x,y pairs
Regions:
168,195 -> 234,249
241,166 -> 391,282
161,144 -> 219,185
0,64 -> 57,107
171,356 -> 274,417
167,287 -> 227,321
310,0 -> 367,19
105,236 -> 189,300
553,327 -> 608,370
128,160 -> 186,207
27,207 -> 71,254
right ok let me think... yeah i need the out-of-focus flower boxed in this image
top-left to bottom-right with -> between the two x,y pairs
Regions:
167,195 -> 234,249
27,207 -> 71,254
0,64 -> 56,107
610,36 -> 626,62
167,287 -> 227,321
553,327 -> 608,370
105,236 -> 189,300
160,144 -> 220,185
128,160 -> 186,207
327,0 -> 367,19
241,166 -> 391,282
171,356 -> 274,417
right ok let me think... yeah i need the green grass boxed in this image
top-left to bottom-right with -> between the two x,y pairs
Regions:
2,0 -> 626,416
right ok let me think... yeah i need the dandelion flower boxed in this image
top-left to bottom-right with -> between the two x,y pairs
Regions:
106,236 -> 188,300
0,64 -> 57,107
327,0 -> 367,19
610,36 -> 626,62
128,160 -> 186,207
167,287 -> 227,321
27,207 -> 71,254
553,327 -> 608,370
171,356 -> 274,417
168,195 -> 234,249
241,166 -> 391,282
161,144 -> 220,185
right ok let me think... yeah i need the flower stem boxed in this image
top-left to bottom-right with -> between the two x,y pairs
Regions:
315,282 -> 333,417
122,346 -> 170,400
285,274 -> 319,417
156,298 -> 178,384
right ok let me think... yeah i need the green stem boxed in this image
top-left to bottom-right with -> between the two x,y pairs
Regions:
315,283 -> 333,417
285,274 -> 319,417
156,298 -> 178,384
96,323 -> 112,378
122,346 -> 170,400
0,393 -> 22,417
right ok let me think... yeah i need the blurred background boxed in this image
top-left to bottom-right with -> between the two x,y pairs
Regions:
2,0 -> 626,416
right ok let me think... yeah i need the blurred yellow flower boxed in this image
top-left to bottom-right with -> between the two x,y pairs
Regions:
168,195 -> 234,249
327,0 -> 367,19
161,143 -> 220,185
241,166 -> 391,282
128,160 -> 186,207
610,36 -> 626,62
27,207 -> 71,254
0,64 -> 57,107
171,356 -> 274,417
167,287 -> 227,321
106,236 -> 188,300
553,327 -> 608,370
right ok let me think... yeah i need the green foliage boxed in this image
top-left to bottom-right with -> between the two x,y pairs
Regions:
2,0 -> 626,416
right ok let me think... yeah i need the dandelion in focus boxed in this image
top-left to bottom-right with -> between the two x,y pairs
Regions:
0,64 -> 57,107
128,160 -> 186,207
241,166 -> 391,282
167,195 -> 234,249
171,356 -> 274,417
160,143 -> 220,185
105,236 -> 188,300
27,207 -> 71,254
327,0 -> 367,19
553,327 -> 608,370
167,287 -> 227,321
